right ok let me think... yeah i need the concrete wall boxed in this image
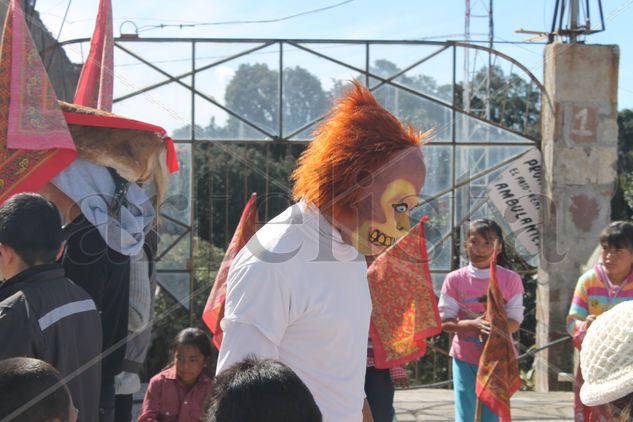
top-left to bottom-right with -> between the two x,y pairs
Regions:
0,1 -> 80,101
536,42 -> 619,391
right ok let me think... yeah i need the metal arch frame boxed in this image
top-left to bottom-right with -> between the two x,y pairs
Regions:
58,37 -> 546,143
54,37 -> 543,312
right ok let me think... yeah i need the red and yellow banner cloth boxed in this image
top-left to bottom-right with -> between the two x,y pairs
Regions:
475,258 -> 521,422
367,217 -> 442,368
0,0 -> 76,204
73,0 -> 113,111
203,193 -> 259,349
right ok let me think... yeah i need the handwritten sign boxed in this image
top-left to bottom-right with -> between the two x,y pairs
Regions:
487,148 -> 542,256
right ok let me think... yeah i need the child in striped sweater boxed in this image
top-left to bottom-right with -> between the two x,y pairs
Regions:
567,221 -> 633,422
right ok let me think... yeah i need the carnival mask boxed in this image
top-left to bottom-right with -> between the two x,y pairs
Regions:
345,148 -> 426,256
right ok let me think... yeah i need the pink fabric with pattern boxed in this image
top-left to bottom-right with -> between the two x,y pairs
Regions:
6,0 -> 74,150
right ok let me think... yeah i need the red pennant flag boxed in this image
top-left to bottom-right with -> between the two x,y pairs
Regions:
70,0 -> 179,173
0,0 -> 76,204
74,0 -> 113,111
475,256 -> 521,421
367,217 -> 442,368
203,193 -> 259,349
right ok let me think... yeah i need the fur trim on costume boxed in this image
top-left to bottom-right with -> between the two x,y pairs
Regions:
59,101 -> 164,183
290,81 -> 429,220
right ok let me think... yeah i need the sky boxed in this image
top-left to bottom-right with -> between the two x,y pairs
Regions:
32,0 -> 633,132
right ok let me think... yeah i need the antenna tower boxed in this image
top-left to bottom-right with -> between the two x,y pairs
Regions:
463,0 -> 494,119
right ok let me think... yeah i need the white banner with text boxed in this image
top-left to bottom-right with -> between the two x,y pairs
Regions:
487,148 -> 542,256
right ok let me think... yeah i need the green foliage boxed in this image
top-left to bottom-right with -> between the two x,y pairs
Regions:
174,60 -> 539,159
612,109 -> 633,220
143,236 -> 225,380
331,59 -> 455,134
282,66 -> 331,134
195,142 -> 305,248
224,63 -> 280,138
458,65 -> 541,138
172,63 -> 329,145
222,63 -> 331,142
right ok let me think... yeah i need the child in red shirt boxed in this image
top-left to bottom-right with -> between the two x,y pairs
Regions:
139,328 -> 214,422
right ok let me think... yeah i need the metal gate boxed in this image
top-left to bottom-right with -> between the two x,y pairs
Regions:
59,36 -> 543,383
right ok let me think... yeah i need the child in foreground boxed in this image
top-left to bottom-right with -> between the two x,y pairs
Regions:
438,219 -> 524,422
139,328 -> 214,422
567,221 -> 633,422
208,356 -> 322,422
579,301 -> 633,422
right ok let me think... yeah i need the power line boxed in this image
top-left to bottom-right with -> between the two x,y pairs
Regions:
135,0 -> 355,33
42,0 -> 69,15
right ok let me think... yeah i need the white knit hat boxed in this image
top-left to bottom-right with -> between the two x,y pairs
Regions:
580,301 -> 633,407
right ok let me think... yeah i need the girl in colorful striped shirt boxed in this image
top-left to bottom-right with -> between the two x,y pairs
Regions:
567,221 -> 633,422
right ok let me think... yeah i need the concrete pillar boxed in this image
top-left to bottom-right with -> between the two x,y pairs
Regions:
536,43 -> 619,391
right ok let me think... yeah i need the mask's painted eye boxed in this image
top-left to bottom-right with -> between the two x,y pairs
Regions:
392,203 -> 409,213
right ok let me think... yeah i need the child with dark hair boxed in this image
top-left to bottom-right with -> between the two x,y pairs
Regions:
139,328 -> 214,422
0,192 -> 61,265
207,356 -> 322,422
438,218 -> 524,422
567,220 -> 633,421
0,357 -> 77,422
0,193 -> 102,422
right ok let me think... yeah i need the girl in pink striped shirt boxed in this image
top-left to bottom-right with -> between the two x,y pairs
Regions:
139,328 -> 214,422
439,219 -> 524,422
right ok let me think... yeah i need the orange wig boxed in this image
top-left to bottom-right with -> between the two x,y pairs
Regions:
291,81 -> 427,220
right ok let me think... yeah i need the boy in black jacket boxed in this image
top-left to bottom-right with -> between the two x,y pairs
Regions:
0,193 -> 102,422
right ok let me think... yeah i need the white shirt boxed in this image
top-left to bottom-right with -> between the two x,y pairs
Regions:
217,202 -> 372,422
